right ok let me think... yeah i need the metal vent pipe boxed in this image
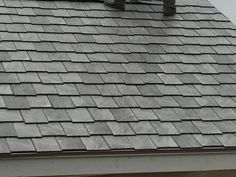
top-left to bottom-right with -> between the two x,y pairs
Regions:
104,0 -> 176,16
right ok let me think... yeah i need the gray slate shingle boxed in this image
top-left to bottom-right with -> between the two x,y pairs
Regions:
0,0 -> 235,155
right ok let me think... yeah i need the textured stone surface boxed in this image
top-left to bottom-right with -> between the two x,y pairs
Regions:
0,0 -> 235,155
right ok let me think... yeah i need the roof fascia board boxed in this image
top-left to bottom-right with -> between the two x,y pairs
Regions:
1,152 -> 236,177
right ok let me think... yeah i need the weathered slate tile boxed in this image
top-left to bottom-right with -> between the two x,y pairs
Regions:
55,84 -> 79,95
7,138 -> 35,152
193,121 -> 222,135
151,121 -> 179,135
158,74 -> 182,85
107,122 -> 135,135
177,85 -> 201,96
38,123 -> 65,136
194,108 -> 221,121
215,121 -> 236,133
172,135 -> 201,148
194,135 -> 222,147
85,122 -> 112,135
130,121 -> 156,135
137,85 -> 162,96
153,108 -> 181,121
48,96 -> 75,108
215,85 -> 236,96
174,108 -> 200,120
44,109 -> 70,122
33,84 -> 57,94
33,137 -> 61,152
195,85 -> 218,96
214,96 -> 236,107
213,108 -> 236,120
21,109 -> 48,123
0,123 -> 16,137
97,85 -> 121,96
117,85 -> 140,95
61,122 -> 89,136
158,85 -> 181,95
14,123 -> 41,138
194,96 -> 218,107
67,109 -> 93,122
63,62 -> 86,72
174,121 -> 200,134
76,84 -> 100,95
155,96 -> 179,107
0,73 -> 19,83
79,73 -> 104,84
174,96 -> 200,108
92,96 -> 118,108
132,109 -> 158,120
28,52 -> 50,61
134,96 -> 160,108
104,136 -> 133,150
150,135 -> 178,148
57,137 -> 86,150
18,73 -> 40,83
71,96 -> 96,107
114,96 -> 138,108
128,135 -> 156,149
88,108 -> 115,121
177,74 -> 200,84
110,109 -> 137,122
216,134 -> 236,147
39,73 -> 62,84
119,73 -> 144,85
0,85 -> 13,95
138,74 -> 162,84
81,136 -> 109,150
11,84 -> 36,96
3,96 -> 30,109
27,96 -> 51,108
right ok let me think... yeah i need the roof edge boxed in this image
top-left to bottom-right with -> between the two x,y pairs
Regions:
2,151 -> 236,177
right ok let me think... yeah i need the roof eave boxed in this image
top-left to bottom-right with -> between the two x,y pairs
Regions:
2,151 -> 236,177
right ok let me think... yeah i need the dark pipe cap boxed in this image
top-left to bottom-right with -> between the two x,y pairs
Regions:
104,0 -> 125,10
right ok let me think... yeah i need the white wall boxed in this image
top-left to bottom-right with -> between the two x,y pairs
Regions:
208,0 -> 236,25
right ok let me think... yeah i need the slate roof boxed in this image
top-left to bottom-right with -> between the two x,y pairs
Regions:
0,0 -> 236,156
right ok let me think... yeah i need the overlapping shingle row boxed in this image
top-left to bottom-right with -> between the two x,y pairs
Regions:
0,0 -> 236,154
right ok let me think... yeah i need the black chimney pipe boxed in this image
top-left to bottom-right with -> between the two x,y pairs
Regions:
163,0 -> 176,16
104,0 -> 125,10
104,0 -> 176,16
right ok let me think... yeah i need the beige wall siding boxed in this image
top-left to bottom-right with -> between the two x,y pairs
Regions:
91,170 -> 236,177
